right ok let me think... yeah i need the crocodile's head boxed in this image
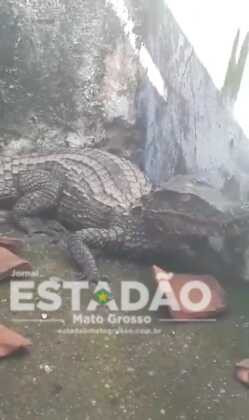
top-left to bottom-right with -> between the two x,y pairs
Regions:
137,186 -> 249,280
141,188 -> 226,241
131,187 -> 235,276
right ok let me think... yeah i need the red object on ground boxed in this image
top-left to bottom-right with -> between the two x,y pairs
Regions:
0,236 -> 24,253
0,325 -> 31,358
153,265 -> 227,320
0,246 -> 32,281
235,359 -> 249,387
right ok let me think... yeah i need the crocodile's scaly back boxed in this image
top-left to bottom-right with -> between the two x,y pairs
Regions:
0,149 -> 151,228
57,149 -> 152,228
71,149 -> 151,208
0,155 -> 20,199
2,149 -> 241,283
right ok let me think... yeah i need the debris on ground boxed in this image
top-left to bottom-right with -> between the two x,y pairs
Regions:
153,265 -> 227,320
0,236 -> 24,253
39,363 -> 54,374
0,245 -> 32,281
0,324 -> 32,359
0,236 -> 32,360
235,359 -> 249,387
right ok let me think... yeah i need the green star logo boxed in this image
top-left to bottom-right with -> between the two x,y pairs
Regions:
95,289 -> 112,305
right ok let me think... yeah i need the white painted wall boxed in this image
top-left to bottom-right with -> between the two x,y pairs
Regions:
166,0 -> 249,137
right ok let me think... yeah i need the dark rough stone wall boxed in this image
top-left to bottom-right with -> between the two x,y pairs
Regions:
0,0 -> 141,157
1,0 -> 249,201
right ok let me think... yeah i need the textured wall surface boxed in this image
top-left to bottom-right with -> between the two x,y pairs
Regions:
1,0 -> 249,199
136,1 -> 249,199
0,0 -> 142,157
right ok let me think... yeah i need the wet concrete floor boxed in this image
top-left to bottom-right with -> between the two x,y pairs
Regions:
0,226 -> 249,420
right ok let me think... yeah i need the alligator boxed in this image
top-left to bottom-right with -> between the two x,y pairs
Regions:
0,149 -> 240,282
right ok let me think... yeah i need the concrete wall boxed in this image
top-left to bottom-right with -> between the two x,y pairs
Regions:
1,0 -> 249,199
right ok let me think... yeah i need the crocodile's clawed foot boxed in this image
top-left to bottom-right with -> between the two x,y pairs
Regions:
74,272 -> 88,282
73,274 -> 97,292
101,274 -> 111,283
73,272 -> 109,291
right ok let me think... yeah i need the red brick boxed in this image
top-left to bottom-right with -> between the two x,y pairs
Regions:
0,325 -> 31,358
0,246 -> 32,281
0,236 -> 24,253
153,265 -> 227,320
235,359 -> 249,387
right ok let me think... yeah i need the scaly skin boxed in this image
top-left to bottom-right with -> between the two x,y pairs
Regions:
0,149 -> 152,281
0,150 -> 228,282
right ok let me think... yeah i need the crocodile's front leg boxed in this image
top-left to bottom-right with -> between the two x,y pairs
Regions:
68,227 -> 124,283
12,170 -> 62,234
